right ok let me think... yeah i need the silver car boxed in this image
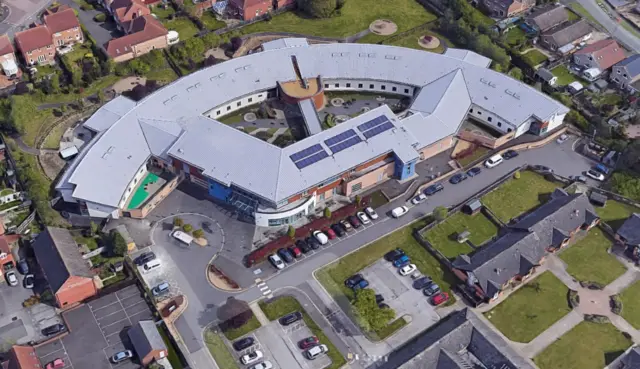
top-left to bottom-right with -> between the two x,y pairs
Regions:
111,350 -> 133,363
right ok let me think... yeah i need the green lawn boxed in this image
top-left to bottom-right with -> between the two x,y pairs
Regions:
551,66 -> 578,86
240,0 -> 436,40
259,296 -> 346,369
221,315 -> 261,341
201,11 -> 226,31
456,146 -> 490,168
66,43 -> 94,64
42,123 -> 67,150
504,27 -> 526,46
74,235 -> 99,251
482,171 -> 561,223
566,8 -> 580,21
619,280 -> 640,329
164,17 -> 200,40
204,330 -> 240,369
152,5 -> 176,20
424,211 -> 498,259
534,321 -> 632,369
158,326 -> 185,369
483,272 -> 571,343
382,28 -> 447,53
595,199 -> 640,231
521,49 -> 548,67
368,190 -> 389,209
559,229 -> 626,285
144,66 -> 179,84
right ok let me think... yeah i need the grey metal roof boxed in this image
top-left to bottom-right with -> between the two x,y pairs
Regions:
616,213 -> 640,245
83,96 -> 137,132
616,54 -> 640,78
32,227 -> 92,293
59,42 -> 568,208
443,48 -> 492,68
128,320 -> 166,358
262,37 -> 308,51
299,99 -> 322,135
526,4 -> 568,32
619,346 -> 640,368
542,19 -> 592,47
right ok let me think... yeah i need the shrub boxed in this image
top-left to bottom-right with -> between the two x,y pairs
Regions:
80,3 -> 94,10
580,281 -> 605,290
173,217 -> 184,227
93,13 -> 107,22
513,170 -> 521,179
584,314 -> 609,323
610,295 -> 622,315
568,289 -> 580,308
193,229 -> 205,239
183,224 -> 193,233
433,206 -> 448,221
111,230 -> 128,256
353,289 -> 395,332
287,225 -> 295,239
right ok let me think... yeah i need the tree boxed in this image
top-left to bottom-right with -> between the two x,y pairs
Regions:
129,59 -> 150,75
324,207 -> 332,219
355,195 -> 362,206
173,217 -> 184,227
508,67 -> 523,81
514,170 -> 521,179
111,230 -> 128,256
287,225 -> 296,239
89,221 -> 98,236
217,297 -> 253,330
183,224 -> 193,233
193,229 -> 205,239
203,33 -> 221,49
101,59 -> 116,76
353,289 -> 395,332
141,50 -> 166,69
184,37 -> 205,60
49,73 -> 60,94
298,0 -> 337,18
97,89 -> 105,104
433,206 -> 448,221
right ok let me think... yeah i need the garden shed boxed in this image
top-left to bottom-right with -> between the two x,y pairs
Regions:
589,192 -> 607,207
463,199 -> 483,215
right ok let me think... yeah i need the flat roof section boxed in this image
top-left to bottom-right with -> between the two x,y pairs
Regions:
298,99 -> 323,136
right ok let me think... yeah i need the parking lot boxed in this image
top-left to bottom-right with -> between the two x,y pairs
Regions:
35,285 -> 154,369
131,247 -> 183,304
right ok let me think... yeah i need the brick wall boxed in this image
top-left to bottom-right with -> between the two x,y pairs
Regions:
112,35 -> 168,62
52,28 -> 83,47
56,276 -> 98,309
22,45 -> 55,65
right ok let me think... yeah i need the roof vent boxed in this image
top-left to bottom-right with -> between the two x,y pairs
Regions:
177,148 -> 184,153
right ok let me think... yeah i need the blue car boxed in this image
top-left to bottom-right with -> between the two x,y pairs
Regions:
449,173 -> 468,184
467,167 -> 481,177
393,255 -> 410,268
424,183 -> 444,196
594,164 -> 610,175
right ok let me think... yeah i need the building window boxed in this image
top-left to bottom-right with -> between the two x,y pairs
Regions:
392,86 -> 397,92
497,122 -> 502,127
237,101 -> 241,107
369,84 -> 374,89
478,111 -> 482,115
469,109 -> 473,113
324,84 -> 329,88
335,83 -> 339,88
258,94 -> 263,97
358,83 -> 363,88
351,183 -> 362,193
248,97 -> 253,103
346,83 -> 351,87
227,106 -> 231,111
488,117 -> 492,122
404,88 -> 409,94
216,110 -> 220,115
381,85 -> 386,90
507,128 -> 512,132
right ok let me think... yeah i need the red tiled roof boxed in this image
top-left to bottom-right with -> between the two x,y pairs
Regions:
0,236 -> 10,255
111,0 -> 151,24
14,26 -> 52,52
10,346 -> 39,369
575,39 -> 626,70
43,6 -> 80,34
0,35 -> 14,57
230,0 -> 271,9
105,15 -> 167,58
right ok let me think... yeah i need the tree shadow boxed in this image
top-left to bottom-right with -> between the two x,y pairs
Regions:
604,349 -> 626,365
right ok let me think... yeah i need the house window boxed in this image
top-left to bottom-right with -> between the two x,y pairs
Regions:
358,83 -> 363,88
624,74 -> 628,78
404,88 -> 409,94
47,45 -> 51,49
248,97 -> 253,103
488,117 -> 492,122
369,84 -> 374,89
227,106 -> 231,111
497,122 -> 502,127
507,128 -> 512,132
478,111 -> 482,115
334,83 -> 339,88
346,83 -> 351,87
381,85 -> 386,90
392,86 -> 397,92
351,183 -> 362,193
469,109 -> 473,113
237,101 -> 241,107
324,83 -> 328,88
258,94 -> 263,97
216,110 -> 220,115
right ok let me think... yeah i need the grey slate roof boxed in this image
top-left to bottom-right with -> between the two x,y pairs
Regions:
526,4 -> 568,31
619,346 -> 640,368
58,42 -> 568,209
32,227 -> 92,293
542,19 -> 592,47
128,320 -> 166,359
299,99 -> 322,135
616,54 -> 640,78
537,68 -> 555,82
617,213 -> 640,245
372,309 -> 535,369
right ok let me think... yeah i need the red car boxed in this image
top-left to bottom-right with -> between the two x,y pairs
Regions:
298,336 -> 319,349
288,245 -> 302,258
323,228 -> 337,240
46,359 -> 65,369
430,292 -> 449,306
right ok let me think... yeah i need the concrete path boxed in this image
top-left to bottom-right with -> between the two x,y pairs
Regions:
267,128 -> 288,144
610,314 -> 640,343
605,269 -> 639,295
11,135 -> 40,155
250,301 -> 270,326
546,255 -> 580,290
522,310 -> 584,357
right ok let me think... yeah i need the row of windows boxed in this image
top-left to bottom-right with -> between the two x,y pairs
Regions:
215,94 -> 264,115
324,82 -> 410,94
468,108 -> 510,129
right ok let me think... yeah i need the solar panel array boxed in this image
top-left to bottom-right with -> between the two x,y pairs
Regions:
357,115 -> 395,140
324,129 -> 357,147
329,136 -> 362,154
324,129 -> 363,154
363,121 -> 394,139
357,115 -> 388,132
289,144 -> 329,169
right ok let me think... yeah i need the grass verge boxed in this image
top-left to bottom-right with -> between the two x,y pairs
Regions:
204,329 -> 240,369
221,315 -> 262,341
595,199 -> 640,231
158,326 -> 185,369
424,211 -> 498,259
618,279 -> 640,329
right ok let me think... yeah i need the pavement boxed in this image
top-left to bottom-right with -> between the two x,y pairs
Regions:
0,0 -> 52,38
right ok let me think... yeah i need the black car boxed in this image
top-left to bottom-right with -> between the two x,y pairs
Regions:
296,239 -> 311,253
503,150 -> 519,159
232,337 -> 255,351
331,223 -> 346,237
277,248 -> 294,263
449,173 -> 468,184
424,183 -> 444,196
384,248 -> 405,262
306,236 -> 321,250
467,167 -> 481,177
378,303 -> 390,309
412,276 -> 432,290
279,311 -> 303,326
344,274 -> 364,288
532,165 -> 553,173
135,252 -> 156,266
42,323 -> 66,336
375,294 -> 384,304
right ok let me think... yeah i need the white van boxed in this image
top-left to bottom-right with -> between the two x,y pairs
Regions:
172,230 -> 193,245
484,154 -> 503,168
391,206 -> 409,218
142,259 -> 161,274
305,344 -> 328,360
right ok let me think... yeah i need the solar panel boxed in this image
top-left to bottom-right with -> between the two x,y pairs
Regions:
289,144 -> 324,163
324,129 -> 357,147
357,115 -> 388,132
329,136 -> 362,154
294,150 -> 329,169
363,121 -> 394,139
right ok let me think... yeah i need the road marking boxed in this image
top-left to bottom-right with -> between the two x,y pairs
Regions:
262,289 -> 272,296
259,285 -> 269,291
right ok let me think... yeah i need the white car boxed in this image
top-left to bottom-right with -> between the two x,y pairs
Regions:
556,134 -> 569,144
411,194 -> 427,205
241,351 -> 264,365
365,207 -> 378,220
586,169 -> 605,181
391,206 -> 409,218
5,271 -> 17,287
268,254 -> 285,270
399,264 -> 417,276
111,350 -> 133,363
249,361 -> 273,369
356,211 -> 371,225
313,230 -> 328,245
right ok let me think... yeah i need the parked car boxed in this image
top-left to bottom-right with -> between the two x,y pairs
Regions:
340,219 -> 353,232
594,164 -> 611,175
570,175 -> 587,184
424,183 -> 444,196
233,337 -> 255,351
279,312 -> 302,326
532,165 -> 553,173
586,169 -> 605,181
502,150 -> 518,159
345,274 -> 365,288
17,260 -> 29,275
249,361 -> 273,369
384,248 -> 405,262
42,324 -> 66,336
306,236 -> 321,250
296,239 -> 311,253
412,276 -> 432,290
423,283 -> 440,296
135,251 -> 156,266
365,207 -> 379,220
323,227 -> 337,239
378,303 -> 390,309
5,271 -> 17,287
375,294 -> 384,304
269,254 -> 286,269
430,292 -> 450,306
411,193 -> 427,204
45,359 -> 65,369
111,350 -> 133,363
313,230 -> 329,245
330,223 -> 346,237
391,206 -> 409,218
23,274 -> 34,289
298,336 -> 320,349
357,211 -> 371,225
449,173 -> 468,184
305,344 -> 329,360
240,350 -> 264,365
288,245 -> 302,258
484,154 -> 503,168
348,215 -> 361,229
278,248 -> 294,263
556,134 -> 569,144
393,255 -> 410,268
399,264 -> 417,276
152,281 -> 170,297
467,167 -> 481,177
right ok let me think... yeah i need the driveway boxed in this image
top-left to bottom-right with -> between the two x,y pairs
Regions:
58,0 -> 120,48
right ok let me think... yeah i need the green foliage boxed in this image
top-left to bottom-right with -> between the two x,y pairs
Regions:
110,230 -> 128,256
89,221 -> 99,236
193,229 -> 205,238
566,110 -> 589,131
551,92 -> 573,108
287,225 -> 296,239
611,172 -> 640,202
298,0 -> 339,18
94,13 -> 107,22
115,62 -> 131,76
202,33 -> 221,49
355,195 -> 362,205
508,67 -> 523,81
514,170 -> 521,179
140,50 -> 166,69
97,89 -> 105,103
353,288 -> 396,332
129,58 -> 151,75
183,224 -> 193,233
433,206 -> 448,221
324,207 -> 332,219
173,217 -> 184,227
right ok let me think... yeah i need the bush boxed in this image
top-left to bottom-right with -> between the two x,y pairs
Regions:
610,295 -> 622,315
93,13 -> 107,22
173,217 -> 184,227
513,170 -> 521,179
353,289 -> 395,332
580,281 -> 605,290
183,224 -> 193,233
568,289 -> 580,308
324,207 -> 331,219
80,3 -> 94,10
433,206 -> 448,221
584,314 -> 609,323
111,230 -> 128,256
193,229 -> 205,239
287,225 -> 295,239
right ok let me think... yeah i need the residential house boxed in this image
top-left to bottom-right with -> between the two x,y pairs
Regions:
110,0 -> 152,32
0,35 -> 19,78
536,67 -> 558,85
617,346 -> 640,368
540,19 -> 592,52
228,0 -> 273,21
105,15 -> 168,62
615,213 -> 640,260
32,227 -> 97,309
611,54 -> 640,91
43,5 -> 84,47
14,26 -> 55,65
525,4 -> 568,32
2,345 -> 41,369
128,320 -> 169,366
481,0 -> 535,18
573,39 -> 626,72
452,189 -> 599,302
100,0 -> 161,11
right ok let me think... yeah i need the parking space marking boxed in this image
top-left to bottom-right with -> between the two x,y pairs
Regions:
59,338 -> 75,369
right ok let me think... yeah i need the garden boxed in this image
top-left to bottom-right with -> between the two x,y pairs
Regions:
483,272 -> 572,343
520,49 -> 548,68
618,279 -> 640,329
595,199 -> 640,231
551,65 -> 580,86
423,211 -> 498,259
